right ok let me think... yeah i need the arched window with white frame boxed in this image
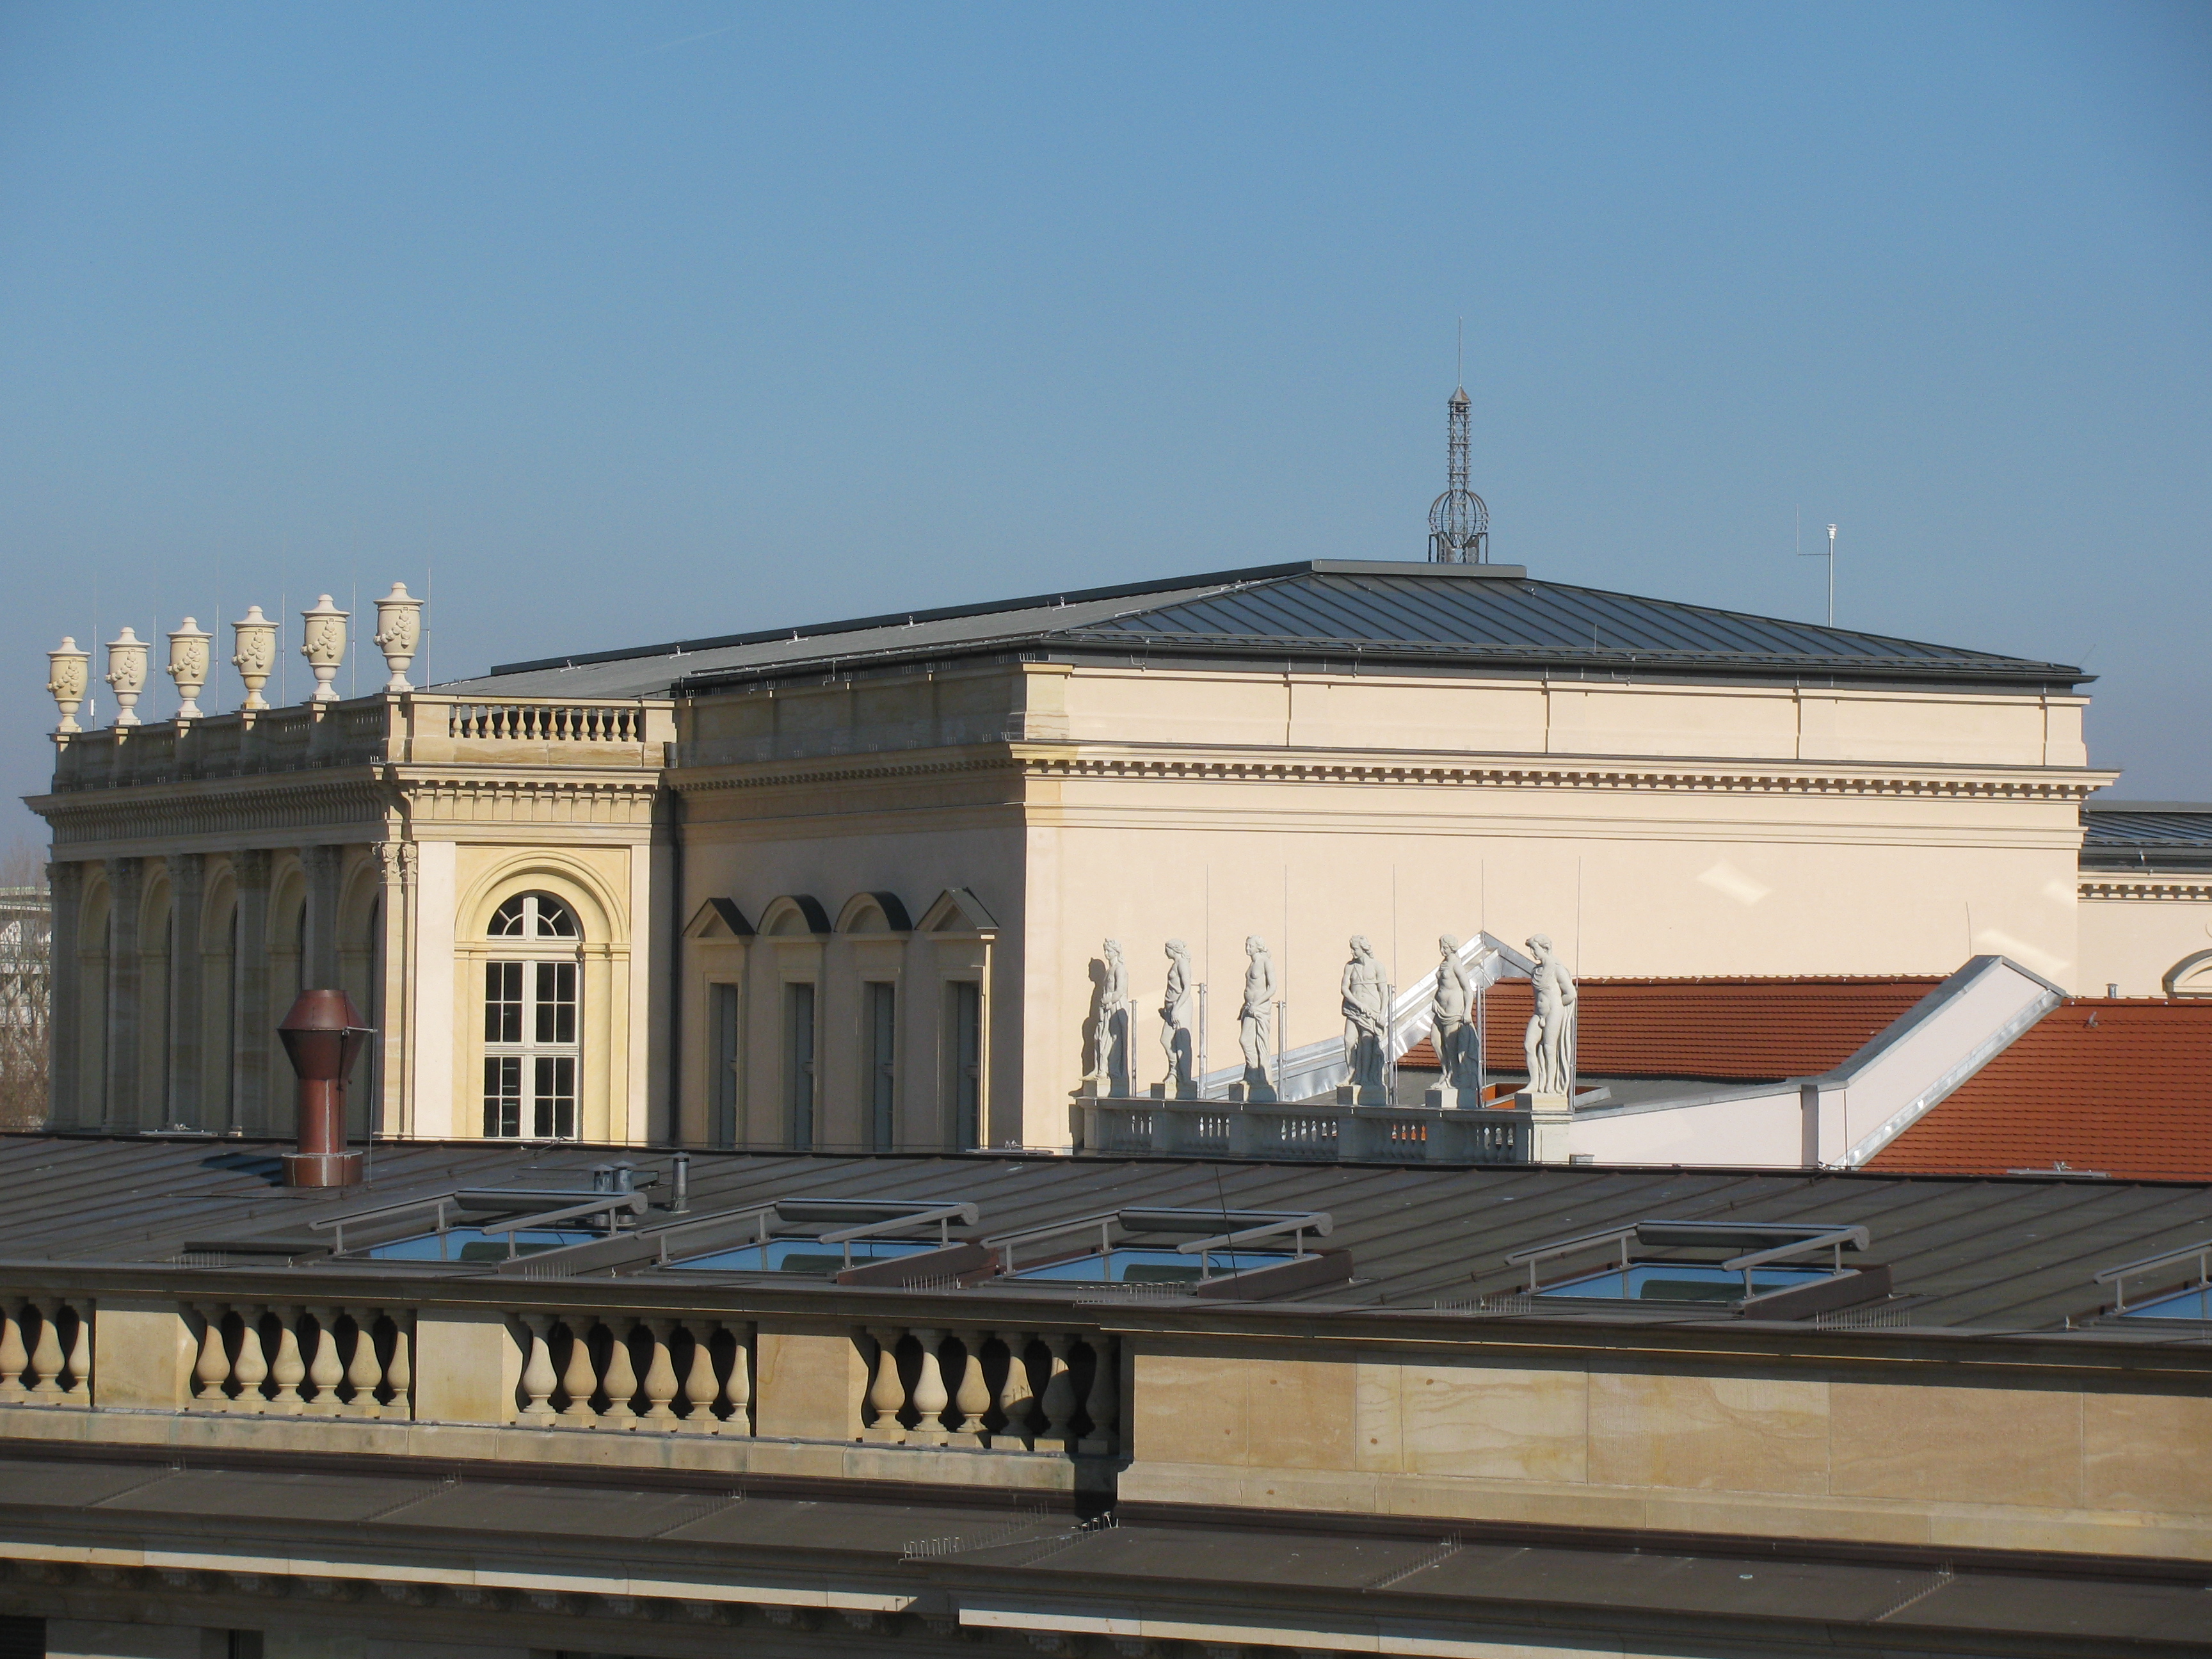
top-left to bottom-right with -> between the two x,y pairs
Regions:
483,890 -> 581,1139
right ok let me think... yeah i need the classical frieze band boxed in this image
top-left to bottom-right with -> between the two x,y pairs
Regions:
2079,878 -> 2212,902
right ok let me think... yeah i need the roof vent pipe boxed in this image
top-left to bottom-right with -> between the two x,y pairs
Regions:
276,990 -> 373,1189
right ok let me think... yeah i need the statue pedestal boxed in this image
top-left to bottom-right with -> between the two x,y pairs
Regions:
1336,1082 -> 1387,1107
1226,1081 -> 1278,1105
1078,1078 -> 1132,1100
1148,1081 -> 1198,1102
1423,1084 -> 1482,1111
1516,1090 -> 1575,1164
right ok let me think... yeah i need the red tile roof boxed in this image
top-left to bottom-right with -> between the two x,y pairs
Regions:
1400,975 -> 1945,1080
1870,999 -> 2212,1182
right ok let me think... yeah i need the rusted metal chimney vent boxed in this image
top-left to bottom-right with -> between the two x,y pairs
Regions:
278,988 -> 373,1189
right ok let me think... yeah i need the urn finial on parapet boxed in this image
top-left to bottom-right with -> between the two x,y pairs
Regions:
166,617 -> 212,721
46,637 -> 89,733
299,595 -> 348,703
371,582 -> 424,693
231,607 -> 276,710
104,627 -> 148,726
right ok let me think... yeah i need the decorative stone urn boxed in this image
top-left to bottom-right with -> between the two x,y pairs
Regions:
166,617 -> 212,721
46,637 -> 89,733
105,627 -> 148,727
231,607 -> 276,710
371,582 -> 424,692
299,595 -> 348,703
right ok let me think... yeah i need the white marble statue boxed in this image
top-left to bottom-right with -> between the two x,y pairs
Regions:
1086,938 -> 1134,1095
1340,935 -> 1390,1100
1237,935 -> 1278,1103
1431,934 -> 1479,1093
1523,933 -> 1578,1098
1158,938 -> 1196,1097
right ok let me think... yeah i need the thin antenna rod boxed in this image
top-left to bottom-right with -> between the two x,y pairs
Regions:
1827,523 -> 1837,627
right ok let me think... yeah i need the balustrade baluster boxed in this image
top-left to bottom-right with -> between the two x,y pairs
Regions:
303,1308 -> 344,1416
385,1315 -> 413,1416
1038,1335 -> 1078,1452
948,1334 -> 991,1446
677,1323 -> 718,1431
268,1310 -> 307,1413
63,1303 -> 91,1402
232,1306 -> 269,1410
192,1306 -> 230,1406
639,1320 -> 680,1427
0,1299 -> 28,1400
862,1327 -> 906,1441
518,1315 -> 558,1422
910,1328 -> 951,1446
344,1309 -> 385,1418
1078,1338 -> 1118,1455
991,1331 -> 1036,1448
27,1301 -> 65,1401
557,1318 -> 599,1422
600,1319 -> 640,1426
721,1324 -> 752,1434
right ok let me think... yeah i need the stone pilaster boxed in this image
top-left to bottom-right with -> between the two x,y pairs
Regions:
44,862 -> 83,1128
231,851 -> 271,1134
373,842 -> 415,1140
101,857 -> 144,1130
165,853 -> 205,1130
300,844 -> 342,990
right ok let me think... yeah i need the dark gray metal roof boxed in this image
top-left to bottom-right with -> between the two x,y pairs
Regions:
7,1135 -> 2208,1337
441,560 -> 2087,700
3,1445 -> 2206,1652
2081,803 -> 2212,874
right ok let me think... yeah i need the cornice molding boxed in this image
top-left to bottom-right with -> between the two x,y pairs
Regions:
34,776 -> 393,847
2079,878 -> 2212,903
675,743 -> 2112,803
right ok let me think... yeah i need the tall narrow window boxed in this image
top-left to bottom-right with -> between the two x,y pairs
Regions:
710,982 -> 741,1147
865,981 -> 897,1152
482,892 -> 582,1139
784,982 -> 815,1151
945,980 -> 981,1151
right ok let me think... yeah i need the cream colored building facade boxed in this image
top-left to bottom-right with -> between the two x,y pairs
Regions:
29,557 -> 2202,1151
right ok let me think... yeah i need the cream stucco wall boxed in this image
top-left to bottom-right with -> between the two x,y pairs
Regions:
2078,883 -> 2212,997
666,659 -> 2110,1151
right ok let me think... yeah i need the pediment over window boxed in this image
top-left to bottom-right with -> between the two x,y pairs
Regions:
758,894 -> 832,937
836,891 -> 913,934
684,897 -> 755,940
918,887 -> 998,936
2165,949 -> 2212,998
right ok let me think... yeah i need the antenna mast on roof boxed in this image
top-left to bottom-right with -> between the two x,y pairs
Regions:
1428,322 -> 1489,563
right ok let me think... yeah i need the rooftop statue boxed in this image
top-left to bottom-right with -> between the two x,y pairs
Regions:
1341,934 -> 1389,1104
1523,933 -> 1578,1098
1431,934 -> 1479,1094
1158,938 -> 1196,1099
1237,936 -> 1279,1103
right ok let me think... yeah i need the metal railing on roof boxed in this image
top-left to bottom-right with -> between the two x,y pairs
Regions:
1504,1219 -> 1870,1299
641,1198 -> 982,1270
981,1206 -> 1332,1280
309,1188 -> 650,1260
2094,1239 -> 2212,1311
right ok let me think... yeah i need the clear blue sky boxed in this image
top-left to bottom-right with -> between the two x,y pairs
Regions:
3,1 -> 2207,844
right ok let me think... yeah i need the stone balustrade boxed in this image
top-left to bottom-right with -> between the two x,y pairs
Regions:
0,1297 -> 92,1405
860,1326 -> 1116,1455
515,1312 -> 751,1431
191,1302 -> 413,1417
46,691 -> 674,794
1080,1098 -> 1532,1164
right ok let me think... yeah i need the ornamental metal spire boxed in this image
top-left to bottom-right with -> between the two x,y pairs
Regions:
1427,326 -> 1489,563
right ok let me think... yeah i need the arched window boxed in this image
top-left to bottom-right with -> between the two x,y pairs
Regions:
490,892 -> 579,939
483,890 -> 581,1139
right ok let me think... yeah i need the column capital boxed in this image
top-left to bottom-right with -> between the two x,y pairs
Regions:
231,849 -> 273,889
